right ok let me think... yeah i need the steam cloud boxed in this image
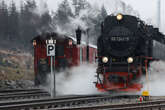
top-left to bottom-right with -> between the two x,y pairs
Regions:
46,63 -> 99,95
44,61 -> 165,96
141,61 -> 165,96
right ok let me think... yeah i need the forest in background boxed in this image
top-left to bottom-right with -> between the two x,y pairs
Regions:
0,0 -> 51,51
0,0 -> 137,80
0,0 -> 136,52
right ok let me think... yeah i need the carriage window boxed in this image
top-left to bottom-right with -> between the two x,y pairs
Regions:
56,45 -> 64,56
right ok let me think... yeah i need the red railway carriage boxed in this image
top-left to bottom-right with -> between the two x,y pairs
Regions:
32,32 -> 97,85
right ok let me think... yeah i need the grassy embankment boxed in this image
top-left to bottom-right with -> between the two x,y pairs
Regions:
0,49 -> 34,80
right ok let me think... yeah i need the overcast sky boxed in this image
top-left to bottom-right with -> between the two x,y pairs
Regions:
5,0 -> 165,33
45,0 -> 165,32
121,0 -> 165,32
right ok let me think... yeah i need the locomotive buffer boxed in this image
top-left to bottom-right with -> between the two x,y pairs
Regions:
46,38 -> 56,98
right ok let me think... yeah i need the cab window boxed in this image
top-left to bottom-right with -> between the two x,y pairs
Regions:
56,45 -> 64,56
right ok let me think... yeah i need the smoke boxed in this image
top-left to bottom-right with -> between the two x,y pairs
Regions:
33,0 -> 49,16
53,5 -> 102,44
141,61 -> 165,96
45,63 -> 99,95
69,14 -> 88,31
54,16 -> 88,36
43,60 -> 165,96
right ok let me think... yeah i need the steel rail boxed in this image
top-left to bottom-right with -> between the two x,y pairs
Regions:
0,89 -> 42,93
0,92 -> 50,100
0,89 -> 50,101
0,95 -> 139,110
51,99 -> 165,110
0,90 -> 48,96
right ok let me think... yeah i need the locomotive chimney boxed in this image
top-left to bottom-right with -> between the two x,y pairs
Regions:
75,26 -> 82,45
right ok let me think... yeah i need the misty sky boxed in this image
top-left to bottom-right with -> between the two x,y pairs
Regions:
6,0 -> 165,33
121,0 -> 165,32
40,0 -> 165,33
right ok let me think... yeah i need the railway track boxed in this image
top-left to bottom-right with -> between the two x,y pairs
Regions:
0,88 -> 50,101
0,91 -> 165,110
0,88 -> 42,93
0,94 -> 140,110
52,98 -> 165,110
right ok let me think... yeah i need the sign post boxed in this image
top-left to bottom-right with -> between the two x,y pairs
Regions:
46,38 -> 56,98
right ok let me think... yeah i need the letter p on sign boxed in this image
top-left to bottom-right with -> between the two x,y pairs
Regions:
47,44 -> 55,56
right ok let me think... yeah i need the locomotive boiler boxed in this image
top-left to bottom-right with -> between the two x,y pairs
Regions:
96,14 -> 165,92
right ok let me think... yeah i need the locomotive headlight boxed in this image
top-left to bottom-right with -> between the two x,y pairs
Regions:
69,39 -> 73,45
116,14 -> 123,21
102,57 -> 108,63
127,57 -> 133,63
33,40 -> 37,46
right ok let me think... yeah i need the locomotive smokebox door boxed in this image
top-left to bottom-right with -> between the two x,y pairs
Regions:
76,27 -> 82,45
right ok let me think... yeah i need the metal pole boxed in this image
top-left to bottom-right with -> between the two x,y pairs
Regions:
53,56 -> 56,97
157,0 -> 161,28
50,56 -> 53,98
86,29 -> 89,62
145,60 -> 150,99
145,60 -> 149,91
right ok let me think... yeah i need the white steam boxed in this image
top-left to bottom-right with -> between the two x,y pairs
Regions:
46,63 -> 99,95
141,61 -> 165,96
33,0 -> 49,16
43,60 -> 165,96
69,15 -> 88,31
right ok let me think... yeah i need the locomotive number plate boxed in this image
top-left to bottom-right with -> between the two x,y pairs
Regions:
111,37 -> 130,42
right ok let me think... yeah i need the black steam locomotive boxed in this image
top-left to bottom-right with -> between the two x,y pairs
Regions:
96,14 -> 165,92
